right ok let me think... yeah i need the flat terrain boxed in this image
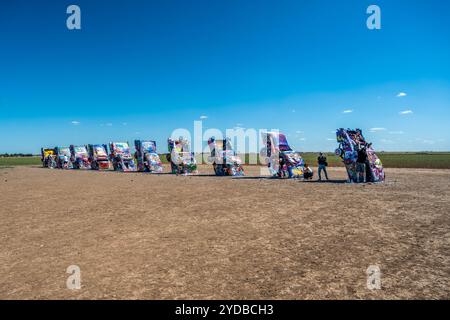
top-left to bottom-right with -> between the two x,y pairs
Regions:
0,165 -> 449,299
2,152 -> 450,168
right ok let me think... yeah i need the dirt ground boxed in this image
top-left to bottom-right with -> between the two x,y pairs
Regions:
0,165 -> 449,300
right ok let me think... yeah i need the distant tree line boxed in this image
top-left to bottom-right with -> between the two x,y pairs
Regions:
0,153 -> 36,157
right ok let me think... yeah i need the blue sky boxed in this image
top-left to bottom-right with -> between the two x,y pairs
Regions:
0,0 -> 449,153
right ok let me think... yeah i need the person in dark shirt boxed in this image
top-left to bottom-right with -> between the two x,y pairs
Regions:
365,143 -> 374,182
356,145 -> 367,183
317,152 -> 329,181
279,155 -> 287,177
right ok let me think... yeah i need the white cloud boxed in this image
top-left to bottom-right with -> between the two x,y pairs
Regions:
342,109 -> 353,114
295,130 -> 304,134
299,138 -> 306,141
71,121 -> 80,125
327,138 -> 335,141
200,115 -> 208,120
122,122 -> 128,126
106,123 -> 113,126
380,139 -> 394,144
389,131 -> 404,135
399,110 -> 413,115
397,92 -> 407,97
370,127 -> 387,132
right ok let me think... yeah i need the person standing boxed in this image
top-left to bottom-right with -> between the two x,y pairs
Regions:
365,143 -> 374,182
317,152 -> 329,181
356,145 -> 368,183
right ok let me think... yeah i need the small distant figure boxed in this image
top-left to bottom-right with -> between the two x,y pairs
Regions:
303,163 -> 313,180
365,143 -> 374,182
356,144 -> 368,183
317,152 -> 329,181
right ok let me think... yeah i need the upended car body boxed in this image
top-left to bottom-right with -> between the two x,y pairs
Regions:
70,145 -> 91,169
134,140 -> 163,173
54,146 -> 72,169
108,142 -> 136,172
335,128 -> 385,183
87,144 -> 110,170
41,148 -> 56,168
207,137 -> 244,176
260,132 -> 307,178
167,137 -> 197,175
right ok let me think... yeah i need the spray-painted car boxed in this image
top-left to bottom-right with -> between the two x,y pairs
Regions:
335,128 -> 385,183
134,140 -> 163,173
87,144 -> 110,170
54,146 -> 73,169
167,137 -> 197,175
108,142 -> 136,172
70,145 -> 91,169
260,132 -> 307,178
207,137 -> 244,176
41,148 -> 56,168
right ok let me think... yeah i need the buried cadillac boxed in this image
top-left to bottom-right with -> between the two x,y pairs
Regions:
87,144 -> 110,170
109,142 -> 136,172
260,131 -> 308,178
207,137 -> 244,176
70,145 -> 91,169
54,146 -> 72,169
134,140 -> 163,173
335,128 -> 385,183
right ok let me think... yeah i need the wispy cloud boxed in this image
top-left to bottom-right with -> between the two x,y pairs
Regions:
106,123 -> 113,126
397,92 -> 407,97
292,109 -> 296,113
370,127 -> 387,132
342,109 -> 353,114
71,121 -> 80,125
200,115 -> 208,120
326,138 -> 335,141
399,110 -> 413,115
389,131 -> 404,135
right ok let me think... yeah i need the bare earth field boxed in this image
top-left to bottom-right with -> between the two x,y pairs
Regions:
0,165 -> 449,299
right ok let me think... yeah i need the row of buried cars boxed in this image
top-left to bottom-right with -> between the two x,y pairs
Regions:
40,133 -> 300,177
41,141 -> 163,172
40,138 -> 245,175
40,129 -> 385,181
